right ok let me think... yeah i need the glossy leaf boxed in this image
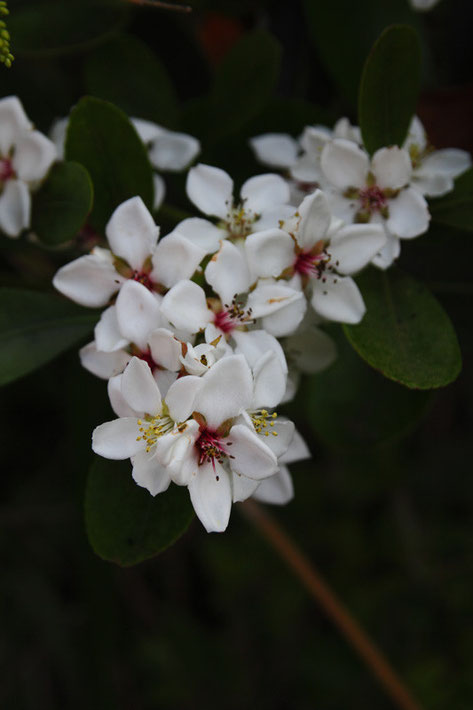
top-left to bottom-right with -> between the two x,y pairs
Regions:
307,326 -> 431,450
429,168 -> 473,232
85,457 -> 194,566
85,35 -> 179,127
359,25 -> 421,155
65,97 -> 154,233
31,162 -> 93,245
344,268 -> 461,389
0,288 -> 98,386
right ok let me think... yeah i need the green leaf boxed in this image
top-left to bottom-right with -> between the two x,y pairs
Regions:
65,97 -> 154,233
8,0 -> 127,58
0,288 -> 98,386
344,268 -> 461,389
85,457 -> 194,566
429,168 -> 473,232
31,162 -> 93,245
85,34 -> 179,128
359,25 -> 421,155
307,326 -> 431,451
186,30 -> 281,144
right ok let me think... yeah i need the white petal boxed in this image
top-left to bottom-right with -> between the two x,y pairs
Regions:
165,375 -> 203,422
247,281 -> 304,319
148,328 -> 182,371
328,224 -> 387,274
261,294 -> 307,337
232,472 -> 260,503
94,305 -> 129,353
193,355 -> 253,429
92,418 -> 142,459
13,131 -> 56,183
108,374 -> 141,417
252,351 -> 287,409
371,234 -> 401,270
325,189 -> 358,224
371,147 -> 411,189
153,368 -> 178,398
0,179 -> 30,237
285,326 -> 337,374
53,253 -> 122,308
297,189 -> 332,249
240,173 -> 290,213
155,420 -> 199,483
254,204 -> 296,232
299,125 -> 332,155
161,280 -> 212,333
79,341 -> 131,379
245,228 -> 294,279
420,148 -> 471,179
0,96 -> 32,154
228,424 -> 278,480
232,329 -> 287,372
186,163 -> 233,219
386,188 -> 430,238
311,274 -> 365,324
49,117 -> 68,160
121,356 -> 162,415
333,117 -> 362,144
188,463 -> 232,533
106,197 -> 159,271
281,428 -> 311,464
257,418 -> 295,458
252,465 -> 294,505
131,449 -> 171,496
153,173 -> 166,210
116,280 -> 162,351
205,239 -> 251,304
249,133 -> 299,168
321,139 -> 369,190
151,233 -> 205,289
290,155 -> 323,183
169,217 -> 223,254
131,117 -> 164,144
148,131 -> 200,172
404,116 -> 427,153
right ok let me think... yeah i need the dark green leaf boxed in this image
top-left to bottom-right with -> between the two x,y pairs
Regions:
307,326 -> 431,451
0,288 -> 98,386
303,0 -> 422,109
186,30 -> 281,145
429,168 -> 473,232
85,35 -> 179,128
8,0 -> 127,57
85,457 -> 194,566
344,268 -> 461,389
31,162 -> 93,246
65,97 -> 154,233
359,25 -> 421,155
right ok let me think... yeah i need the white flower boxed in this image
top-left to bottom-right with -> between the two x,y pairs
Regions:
409,0 -> 441,10
181,163 -> 294,254
320,139 -> 431,270
93,355 -> 284,532
245,190 -> 386,324
0,96 -> 56,238
253,428 -> 311,505
53,196 -> 205,307
404,116 -> 471,197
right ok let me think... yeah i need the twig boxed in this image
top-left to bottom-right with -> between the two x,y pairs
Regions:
127,0 -> 192,12
240,500 -> 424,710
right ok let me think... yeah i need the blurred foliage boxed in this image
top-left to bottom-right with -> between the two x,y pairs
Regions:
1,0 -> 473,708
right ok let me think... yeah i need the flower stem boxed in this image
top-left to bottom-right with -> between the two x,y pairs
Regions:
240,500 -> 424,710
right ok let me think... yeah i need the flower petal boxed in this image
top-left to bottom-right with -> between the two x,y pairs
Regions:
169,217 -> 223,254
321,139 -> 369,190
249,133 -> 299,168
328,223 -> 387,274
297,189 -> 332,249
79,341 -> 131,379
252,465 -> 294,505
0,179 -> 30,238
311,274 -> 365,324
116,280 -> 162,351
371,234 -> 401,270
240,173 -> 290,213
121,356 -> 162,415
53,252 -> 123,308
245,228 -> 294,279
106,196 -> 159,271
232,329 -> 287,372
165,374 -> 203,422
13,131 -> 56,183
95,305 -> 129,353
386,188 -> 430,238
193,355 -> 253,429
153,173 -> 166,210
227,424 -> 278,480
252,350 -> 287,409
186,163 -> 233,219
284,326 -> 337,373
131,449 -> 171,496
0,96 -> 32,154
151,233 -> 205,289
148,131 -> 200,172
131,117 -> 164,144
161,280 -> 212,333
148,328 -> 182,371
108,374 -> 141,418
188,463 -> 232,533
205,239 -> 251,304
257,418 -> 295,458
232,473 -> 260,503
371,146 -> 411,189
92,417 -> 142,459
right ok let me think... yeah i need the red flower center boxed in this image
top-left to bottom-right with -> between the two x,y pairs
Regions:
0,158 -> 14,182
359,185 -> 386,214
294,249 -> 328,278
195,428 -> 229,471
214,297 -> 253,334
132,270 -> 154,291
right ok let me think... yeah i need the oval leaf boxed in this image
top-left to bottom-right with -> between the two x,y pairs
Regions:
344,268 -> 461,389
429,168 -> 473,232
308,326 -> 431,450
85,34 -> 179,127
359,25 -> 421,155
85,457 -> 194,566
65,97 -> 154,233
31,162 -> 93,245
0,288 -> 98,386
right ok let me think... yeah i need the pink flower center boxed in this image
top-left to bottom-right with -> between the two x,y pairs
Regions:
294,249 -> 329,279
214,297 -> 253,334
135,348 -> 159,372
132,270 -> 154,291
195,428 -> 230,472
0,158 -> 14,182
358,185 -> 386,214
